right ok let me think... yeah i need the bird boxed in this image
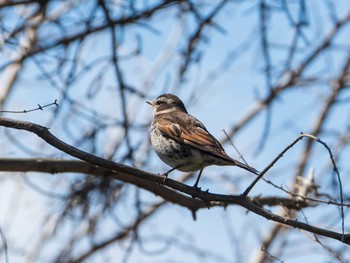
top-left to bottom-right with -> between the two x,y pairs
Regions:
147,93 -> 259,189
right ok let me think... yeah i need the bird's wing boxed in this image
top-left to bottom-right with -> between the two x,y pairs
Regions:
155,113 -> 231,161
155,112 -> 260,175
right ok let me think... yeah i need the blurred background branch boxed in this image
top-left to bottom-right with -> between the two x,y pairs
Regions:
1,0 -> 350,262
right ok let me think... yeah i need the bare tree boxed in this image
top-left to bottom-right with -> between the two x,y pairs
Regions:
1,1 -> 350,262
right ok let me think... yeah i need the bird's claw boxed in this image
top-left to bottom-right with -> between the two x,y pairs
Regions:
191,184 -> 202,199
159,172 -> 168,185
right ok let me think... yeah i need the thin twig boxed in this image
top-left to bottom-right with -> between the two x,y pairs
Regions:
222,129 -> 253,167
0,99 -> 59,114
0,227 -> 9,263
261,246 -> 284,263
242,132 -> 345,240
315,137 -> 344,240
242,133 -> 307,197
263,178 -> 349,208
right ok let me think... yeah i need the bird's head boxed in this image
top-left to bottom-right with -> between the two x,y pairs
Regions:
147,94 -> 187,115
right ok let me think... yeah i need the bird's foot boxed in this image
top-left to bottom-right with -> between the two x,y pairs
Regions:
191,183 -> 202,199
160,171 -> 170,177
158,172 -> 169,185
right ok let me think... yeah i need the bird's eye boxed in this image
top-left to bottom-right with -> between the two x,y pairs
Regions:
155,100 -> 162,105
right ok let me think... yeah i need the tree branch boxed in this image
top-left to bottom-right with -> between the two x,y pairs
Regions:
0,117 -> 349,245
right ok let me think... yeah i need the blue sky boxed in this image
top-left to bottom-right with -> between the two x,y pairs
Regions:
1,1 -> 350,262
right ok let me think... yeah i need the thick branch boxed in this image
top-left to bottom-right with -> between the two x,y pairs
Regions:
0,158 -> 307,211
0,117 -> 349,245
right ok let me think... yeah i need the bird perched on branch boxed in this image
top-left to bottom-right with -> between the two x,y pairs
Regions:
147,93 -> 259,189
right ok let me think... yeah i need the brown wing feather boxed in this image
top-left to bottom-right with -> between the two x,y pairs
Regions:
154,112 -> 259,175
181,127 -> 227,154
155,112 -> 233,162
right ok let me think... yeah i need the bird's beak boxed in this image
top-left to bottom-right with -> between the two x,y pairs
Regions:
146,100 -> 154,107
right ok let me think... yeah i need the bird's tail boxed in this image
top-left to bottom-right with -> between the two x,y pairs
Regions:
234,160 -> 259,175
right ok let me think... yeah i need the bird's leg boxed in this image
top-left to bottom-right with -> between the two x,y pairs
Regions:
161,166 -> 180,178
160,165 -> 182,184
193,169 -> 204,190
